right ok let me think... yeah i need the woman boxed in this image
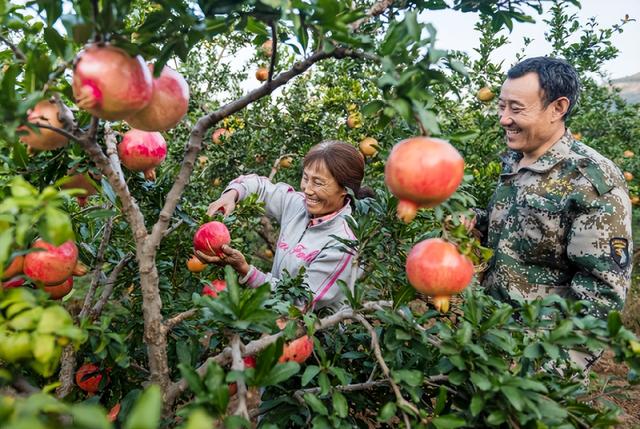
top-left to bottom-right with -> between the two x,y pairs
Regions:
198,140 -> 374,311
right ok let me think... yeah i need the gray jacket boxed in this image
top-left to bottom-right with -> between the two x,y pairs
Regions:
225,174 -> 358,311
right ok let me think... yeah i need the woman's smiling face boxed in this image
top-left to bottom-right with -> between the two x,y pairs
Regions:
300,160 -> 346,217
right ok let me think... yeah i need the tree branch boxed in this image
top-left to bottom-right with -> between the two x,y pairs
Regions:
79,216 -> 114,320
0,34 -> 26,61
268,21 -> 278,82
163,308 -> 199,333
354,313 -> 421,426
165,301 -> 391,404
89,253 -> 134,320
350,0 -> 395,31
12,375 -> 40,394
268,153 -> 296,181
231,335 -> 250,420
55,346 -> 77,398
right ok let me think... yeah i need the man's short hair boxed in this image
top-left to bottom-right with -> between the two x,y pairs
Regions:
507,57 -> 580,120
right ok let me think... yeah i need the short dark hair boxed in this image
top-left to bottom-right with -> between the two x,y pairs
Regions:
507,57 -> 580,120
303,140 -> 374,200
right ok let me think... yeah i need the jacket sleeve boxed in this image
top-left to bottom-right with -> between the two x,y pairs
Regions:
239,244 -> 356,310
224,174 -> 299,224
566,184 -> 632,318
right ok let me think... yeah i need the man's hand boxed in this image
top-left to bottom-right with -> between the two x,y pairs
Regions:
195,244 -> 250,277
207,190 -> 238,217
445,213 -> 477,232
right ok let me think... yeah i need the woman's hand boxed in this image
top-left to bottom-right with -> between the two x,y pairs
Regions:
195,244 -> 250,277
207,190 -> 238,217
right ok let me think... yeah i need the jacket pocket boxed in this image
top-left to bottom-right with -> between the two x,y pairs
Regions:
516,194 -> 565,264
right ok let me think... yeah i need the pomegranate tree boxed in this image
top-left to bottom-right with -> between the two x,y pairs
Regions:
75,363 -> 109,393
279,335 -> 314,364
72,44 -> 152,120
117,129 -> 167,181
23,239 -> 78,285
18,100 -> 69,151
201,279 -> 227,298
193,221 -> 231,257
126,64 -> 189,131
385,137 -> 464,223
405,238 -> 474,312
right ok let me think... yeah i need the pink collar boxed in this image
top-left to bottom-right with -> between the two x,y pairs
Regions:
308,199 -> 350,227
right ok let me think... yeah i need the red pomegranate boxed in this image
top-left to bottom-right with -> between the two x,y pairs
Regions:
279,335 -> 314,364
405,238 -> 474,313
228,356 -> 257,396
18,100 -> 69,151
212,128 -> 231,145
72,44 -> 152,120
2,277 -> 25,289
126,64 -> 189,131
201,279 -> 227,298
117,129 -> 167,181
43,277 -> 73,300
385,137 -> 464,223
61,173 -> 98,207
23,240 -> 78,285
2,255 -> 24,279
193,221 -> 231,257
75,363 -> 108,393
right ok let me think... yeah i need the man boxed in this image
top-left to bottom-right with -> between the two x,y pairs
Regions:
471,57 -> 632,324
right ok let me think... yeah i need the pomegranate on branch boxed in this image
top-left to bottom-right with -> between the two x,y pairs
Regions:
385,137 -> 464,223
72,44 -> 152,120
2,255 -> 24,280
201,279 -> 226,298
23,239 -> 79,286
405,238 -> 474,312
126,64 -> 189,131
18,100 -> 69,151
43,276 -> 74,300
117,129 -> 167,181
279,335 -> 314,364
75,363 -> 109,394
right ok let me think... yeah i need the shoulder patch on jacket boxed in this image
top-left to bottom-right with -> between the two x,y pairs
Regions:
576,158 -> 614,196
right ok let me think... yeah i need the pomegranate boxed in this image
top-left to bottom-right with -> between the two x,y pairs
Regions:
279,156 -> 293,168
18,100 -> 69,151
193,221 -> 231,257
72,44 -> 152,120
405,238 -> 474,313
43,277 -> 73,300
623,150 -> 634,158
624,172 -> 634,182
117,129 -> 167,181
201,279 -> 226,298
256,67 -> 269,82
212,128 -> 231,145
228,356 -> 257,396
61,173 -> 98,207
279,335 -> 314,364
261,40 -> 273,57
2,277 -> 25,289
23,240 -> 78,285
126,64 -> 189,131
346,113 -> 361,129
187,255 -> 206,273
75,363 -> 109,393
385,137 -> 464,223
2,255 -> 24,279
359,137 -> 378,157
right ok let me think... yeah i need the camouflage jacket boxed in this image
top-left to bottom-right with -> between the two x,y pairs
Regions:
474,130 -> 633,318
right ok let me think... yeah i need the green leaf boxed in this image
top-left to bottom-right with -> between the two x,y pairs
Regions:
470,394 -> 484,417
361,100 -> 385,117
392,369 -> 423,387
69,405 -> 111,429
124,385 -> 162,429
303,393 -> 328,415
500,386 -> 523,411
432,414 -> 466,429
607,311 -> 622,335
301,365 -> 321,386
470,372 -> 491,391
41,206 -> 74,245
379,401 -> 396,421
43,27 -> 67,57
263,362 -> 300,386
332,391 -> 348,418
